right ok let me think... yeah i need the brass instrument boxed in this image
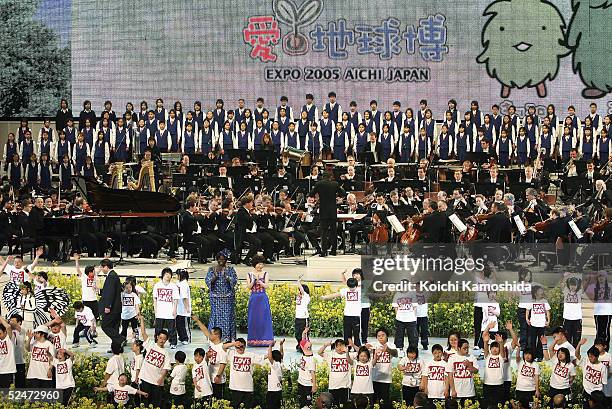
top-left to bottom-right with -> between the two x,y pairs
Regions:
109,162 -> 124,189
128,160 -> 156,191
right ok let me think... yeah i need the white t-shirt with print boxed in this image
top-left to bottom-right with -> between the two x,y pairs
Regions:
325,351 -> 351,389
0,335 -> 16,374
176,281 -> 191,317
340,287 -> 361,317
399,357 -> 424,387
295,292 -> 310,319
297,354 -> 316,386
371,341 -> 396,383
207,341 -> 228,384
480,302 -> 500,332
121,292 -> 141,320
549,356 -> 575,390
581,358 -> 608,394
393,293 -> 417,323
228,350 -> 263,392
75,306 -> 95,327
26,340 -> 55,380
192,360 -> 213,398
105,354 -> 125,388
139,339 -> 171,385
446,354 -> 477,398
267,361 -> 283,392
130,353 -> 144,384
48,331 -> 67,351
423,359 -> 446,399
527,300 -> 550,328
4,264 -> 31,284
598,352 -> 612,397
108,384 -> 138,405
483,354 -> 504,386
562,289 -> 583,320
53,358 -> 75,389
516,361 -> 539,391
80,272 -> 98,301
351,360 -> 374,394
153,281 -> 180,320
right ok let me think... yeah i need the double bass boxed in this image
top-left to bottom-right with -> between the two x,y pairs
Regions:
368,213 -> 389,244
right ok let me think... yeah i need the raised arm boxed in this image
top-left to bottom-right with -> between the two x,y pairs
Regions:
29,247 -> 43,271
541,335 -> 552,361
74,253 -> 82,276
191,315 -> 212,339
138,315 -> 148,342
575,338 -> 587,361
506,320 -> 519,350
318,340 -> 332,357
320,292 -> 341,301
297,276 -> 305,295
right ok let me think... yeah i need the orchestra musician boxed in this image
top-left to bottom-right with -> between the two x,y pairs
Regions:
182,198 -> 216,263
341,193 -> 367,253
362,132 -> 382,163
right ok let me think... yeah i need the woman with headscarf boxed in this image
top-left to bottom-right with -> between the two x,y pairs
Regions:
205,249 -> 238,342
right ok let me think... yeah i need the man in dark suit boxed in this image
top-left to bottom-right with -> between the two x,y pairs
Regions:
99,258 -> 125,347
181,199 -> 214,263
481,202 -> 513,243
362,132 -> 382,163
310,172 -> 346,256
234,195 -> 270,264
420,201 -> 446,243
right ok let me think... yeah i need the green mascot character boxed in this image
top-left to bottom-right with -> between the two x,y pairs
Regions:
566,0 -> 612,99
477,0 -> 569,98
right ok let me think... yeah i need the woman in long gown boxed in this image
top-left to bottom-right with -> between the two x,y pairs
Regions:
246,255 -> 274,347
205,250 -> 238,342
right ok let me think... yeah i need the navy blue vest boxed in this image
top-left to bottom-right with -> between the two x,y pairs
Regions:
302,105 -> 317,122
423,119 -> 435,141
221,130 -> 233,150
57,140 -> 70,160
455,133 -> 469,161
4,142 -> 17,161
183,131 -> 196,152
582,137 -> 594,160
297,120 -> 309,140
438,134 -> 451,159
348,112 -> 360,131
471,110 -> 483,128
278,117 -> 290,135
399,133 -> 413,161
308,131 -> 321,153
516,136 -> 529,155
155,130 -> 169,151
236,131 -> 249,150
483,124 -> 495,143
380,133 -> 393,159
64,127 -> 76,144
213,109 -> 226,132
491,115 -> 502,135
319,119 -> 333,139
41,127 -> 54,142
39,162 -> 51,189
115,128 -> 128,149
9,163 -> 21,186
364,119 -> 376,135
21,140 -> 34,160
417,136 -> 428,158
200,127 -> 213,151
83,164 -> 95,178
18,128 -> 30,143
253,128 -> 266,150
146,119 -> 158,138
138,127 -> 149,153
355,132 -> 368,153
444,120 -> 457,137
82,127 -> 94,146
325,103 -> 340,123
286,132 -> 299,149
100,127 -> 111,144
599,137 -> 610,159
39,140 -> 51,157
540,133 -> 553,155
26,162 -> 38,185
74,142 -> 88,169
234,109 -> 246,124
193,111 -> 204,130
254,108 -> 267,123
60,164 -> 73,187
94,141 -> 106,160
271,130 -> 283,152
167,119 -> 180,151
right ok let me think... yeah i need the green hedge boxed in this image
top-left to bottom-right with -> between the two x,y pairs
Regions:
49,272 -> 565,338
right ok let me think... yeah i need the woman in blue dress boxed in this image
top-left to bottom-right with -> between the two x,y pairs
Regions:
205,249 -> 238,342
246,255 -> 274,347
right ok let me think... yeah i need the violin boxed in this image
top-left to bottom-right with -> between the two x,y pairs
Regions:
532,218 -> 553,231
459,212 -> 492,243
368,213 -> 389,244
591,217 -> 610,233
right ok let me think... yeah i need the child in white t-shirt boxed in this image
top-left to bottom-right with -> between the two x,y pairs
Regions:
478,291 -> 500,350
192,348 -> 213,403
319,338 -> 352,407
562,276 -> 583,348
266,339 -> 285,409
152,268 -> 179,349
446,338 -> 478,402
192,315 -> 228,400
72,301 -> 97,347
543,338 -> 575,402
121,281 -> 141,342
138,314 -> 171,408
294,277 -> 310,351
170,351 -> 188,408
297,327 -> 317,409
369,328 -> 398,406
53,348 -> 75,406
129,340 -> 145,406
398,346 -> 424,406
25,325 -> 55,388
482,327 -> 506,408
526,285 -> 550,361
321,278 -> 361,347
223,338 -> 265,409
350,344 -> 377,401
593,338 -> 612,400
95,373 -> 148,406
515,348 -> 540,407
576,338 -> 608,406
421,345 -> 446,404
101,341 -> 126,392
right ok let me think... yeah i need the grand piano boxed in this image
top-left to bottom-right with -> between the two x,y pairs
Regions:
44,176 -> 181,260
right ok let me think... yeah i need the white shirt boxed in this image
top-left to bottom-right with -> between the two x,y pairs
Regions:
351,360 -> 374,394
446,354 -> 477,397
516,361 -> 539,391
139,339 -> 171,385
108,384 -> 138,405
553,340 -> 576,361
399,357 -> 424,387
480,302 -> 500,332
517,284 -> 532,309
267,361 -> 283,392
228,350 -> 263,392
549,356 -> 575,390
483,354 -> 504,385
581,358 -> 608,394
598,352 -> 612,397
393,293 -> 417,322
176,281 -> 192,317
4,264 -> 32,284
0,335 -> 16,374
48,331 -> 67,351
80,272 -> 98,301
371,341 -> 396,383
192,360 -> 213,398
75,306 -> 95,327
527,300 -> 550,328
340,287 -> 361,317
325,351 -> 351,389
153,281 -> 180,319
415,293 -> 428,317
423,359 -> 447,399
105,354 -> 125,388
563,289 -> 583,320
53,358 -> 75,389
295,292 -> 310,319
26,340 -> 55,380
121,292 -> 141,320
130,354 -> 144,384
170,364 -> 188,395
298,354 -> 316,386
207,342 -> 228,384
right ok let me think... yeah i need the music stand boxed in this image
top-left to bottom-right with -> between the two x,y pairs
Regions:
189,153 -> 207,164
439,181 -> 463,195
226,149 -> 248,163
172,173 -> 192,188
508,182 -> 533,203
475,182 -> 497,198
254,150 -> 275,171
208,176 -> 230,190
227,165 -> 248,179
373,181 -> 397,194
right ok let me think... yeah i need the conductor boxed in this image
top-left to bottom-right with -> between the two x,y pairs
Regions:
310,172 -> 346,257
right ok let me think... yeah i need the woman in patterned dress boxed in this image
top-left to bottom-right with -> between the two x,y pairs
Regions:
205,250 -> 238,342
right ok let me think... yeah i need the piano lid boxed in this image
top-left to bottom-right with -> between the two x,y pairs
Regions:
72,176 -> 181,214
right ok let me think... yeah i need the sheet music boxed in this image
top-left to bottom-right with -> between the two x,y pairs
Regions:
448,213 -> 467,233
514,215 -> 527,235
568,220 -> 583,239
387,214 -> 405,233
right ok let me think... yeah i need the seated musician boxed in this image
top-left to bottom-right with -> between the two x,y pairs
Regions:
182,198 -> 216,263
256,195 -> 290,260
279,153 -> 296,176
581,160 -> 600,185
306,165 -> 321,181
415,167 -> 428,193
591,179 -> 612,207
451,169 -> 469,192
368,192 -> 392,227
340,165 -> 363,191
503,193 -> 523,220
233,195 -> 266,265
474,202 -> 512,245
297,195 -> 322,255
450,189 -> 470,216
244,165 -> 263,195
363,132 -> 382,163
461,160 -> 474,184
275,165 -> 294,190
487,165 -> 504,187
419,201 -> 448,243
71,197 -> 108,257
218,163 -> 233,190
380,166 -> 397,182
473,194 -> 488,215
388,190 -> 409,223
33,197 -> 60,261
521,166 -> 540,189
528,207 -> 571,268
342,193 -> 366,253
402,187 -> 422,209
479,138 -> 497,166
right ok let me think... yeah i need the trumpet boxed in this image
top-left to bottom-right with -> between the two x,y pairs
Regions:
564,158 -> 575,173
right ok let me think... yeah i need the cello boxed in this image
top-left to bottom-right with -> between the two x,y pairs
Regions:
400,213 -> 426,245
368,213 -> 389,244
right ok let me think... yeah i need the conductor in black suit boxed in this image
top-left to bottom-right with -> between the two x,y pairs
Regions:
98,258 -> 125,347
310,172 -> 346,256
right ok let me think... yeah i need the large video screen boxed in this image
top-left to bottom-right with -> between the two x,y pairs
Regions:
4,0 -> 612,118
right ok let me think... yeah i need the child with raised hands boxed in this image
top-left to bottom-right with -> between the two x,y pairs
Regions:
576,338 -> 608,408
349,338 -> 377,405
53,348 -> 75,406
482,322 -> 507,408
514,347 -> 540,408
542,334 -> 575,405
192,315 -> 228,400
398,345 -> 425,407
94,373 -> 148,407
297,326 -> 317,409
318,338 -> 352,407
266,339 -> 285,409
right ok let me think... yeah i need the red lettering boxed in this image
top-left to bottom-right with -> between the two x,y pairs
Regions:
488,357 -> 500,368
532,303 -> 545,314
453,362 -> 472,379
232,356 -> 252,372
157,288 -> 173,303
146,349 -> 165,368
554,364 -> 568,378
356,364 -> 369,377
56,362 -> 68,375
376,350 -> 390,364
0,341 -> 7,355
122,296 -> 135,306
10,270 -> 24,283
585,365 -> 602,386
520,365 -> 535,378
346,291 -> 358,301
208,347 -> 218,365
194,365 -> 206,381
114,390 -> 129,402
331,357 -> 349,372
403,362 -> 421,373
50,334 -> 62,350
